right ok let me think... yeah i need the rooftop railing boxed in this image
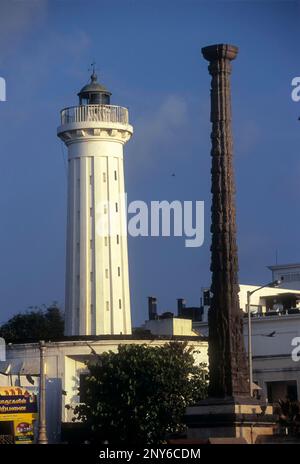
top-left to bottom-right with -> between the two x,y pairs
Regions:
60,104 -> 129,125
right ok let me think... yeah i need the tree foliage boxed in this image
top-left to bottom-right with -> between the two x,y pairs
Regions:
276,399 -> 300,436
74,342 -> 208,445
0,305 -> 64,342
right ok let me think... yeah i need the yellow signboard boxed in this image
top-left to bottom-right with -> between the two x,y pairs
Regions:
0,387 -> 38,444
14,414 -> 36,444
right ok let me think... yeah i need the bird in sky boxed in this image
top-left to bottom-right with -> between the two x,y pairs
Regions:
261,331 -> 276,337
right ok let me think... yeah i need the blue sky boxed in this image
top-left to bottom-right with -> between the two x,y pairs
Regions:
0,0 -> 299,326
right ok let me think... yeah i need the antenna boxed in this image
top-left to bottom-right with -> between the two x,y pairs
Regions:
88,60 -> 98,82
88,60 -> 97,74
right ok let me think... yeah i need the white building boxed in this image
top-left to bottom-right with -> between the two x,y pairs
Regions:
195,282 -> 300,403
57,71 -> 133,336
0,335 -> 207,443
268,263 -> 300,290
200,284 -> 300,324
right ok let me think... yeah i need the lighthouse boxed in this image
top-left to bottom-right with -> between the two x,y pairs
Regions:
57,70 -> 133,336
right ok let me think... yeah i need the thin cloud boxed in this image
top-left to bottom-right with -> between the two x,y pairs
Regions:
128,95 -> 188,171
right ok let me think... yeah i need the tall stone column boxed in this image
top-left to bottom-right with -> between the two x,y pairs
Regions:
185,45 -> 276,443
202,44 -> 249,398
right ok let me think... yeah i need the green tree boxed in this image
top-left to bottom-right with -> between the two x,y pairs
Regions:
73,342 -> 207,445
0,304 -> 64,342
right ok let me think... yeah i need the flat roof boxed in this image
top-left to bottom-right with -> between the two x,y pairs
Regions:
260,292 -> 300,299
5,334 -> 207,348
268,263 -> 300,271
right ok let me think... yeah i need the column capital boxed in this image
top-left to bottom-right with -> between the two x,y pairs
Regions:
202,43 -> 238,62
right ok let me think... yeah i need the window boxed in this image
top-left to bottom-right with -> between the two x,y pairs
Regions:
105,269 -> 108,278
115,203 -> 118,212
103,173 -> 106,182
90,304 -> 93,313
104,237 -> 108,246
119,299 -> 122,309
203,290 -> 211,306
104,204 -> 107,214
106,301 -> 109,311
266,380 -> 298,404
90,207 -> 93,217
90,239 -> 93,249
90,272 -> 93,281
287,384 -> 298,401
89,175 -> 92,185
79,374 -> 89,403
118,267 -> 120,276
114,170 -> 117,180
116,235 -> 119,244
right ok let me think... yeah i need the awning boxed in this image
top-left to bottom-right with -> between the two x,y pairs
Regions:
0,361 -> 11,375
0,360 -> 39,376
252,382 -> 262,391
260,292 -> 300,300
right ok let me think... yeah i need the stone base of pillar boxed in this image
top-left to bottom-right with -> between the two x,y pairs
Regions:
185,397 -> 276,444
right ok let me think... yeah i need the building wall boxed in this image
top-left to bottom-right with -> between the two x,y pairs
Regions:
201,284 -> 300,322
0,337 -> 207,442
269,264 -> 300,290
144,318 -> 198,336
238,284 -> 300,313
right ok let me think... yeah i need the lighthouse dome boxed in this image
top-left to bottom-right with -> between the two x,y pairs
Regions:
78,71 -> 111,105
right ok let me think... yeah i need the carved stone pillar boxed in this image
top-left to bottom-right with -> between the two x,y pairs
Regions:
185,45 -> 276,443
202,44 -> 249,398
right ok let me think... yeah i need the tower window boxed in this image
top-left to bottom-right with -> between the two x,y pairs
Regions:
103,173 -> 106,182
106,301 -> 109,311
90,272 -> 93,281
90,207 -> 93,217
115,203 -> 118,212
90,239 -> 93,249
116,235 -> 119,244
114,170 -> 117,180
89,175 -> 92,185
90,304 -> 93,313
104,204 -> 107,214
104,236 -> 108,246
119,299 -> 122,309
118,267 -> 120,276
105,269 -> 108,278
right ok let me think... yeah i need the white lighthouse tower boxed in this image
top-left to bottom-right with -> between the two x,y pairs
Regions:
57,70 -> 133,336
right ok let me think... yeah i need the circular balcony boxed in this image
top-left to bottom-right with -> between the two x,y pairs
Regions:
60,104 -> 129,125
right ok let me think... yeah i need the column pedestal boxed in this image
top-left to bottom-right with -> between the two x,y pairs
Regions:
185,398 -> 276,444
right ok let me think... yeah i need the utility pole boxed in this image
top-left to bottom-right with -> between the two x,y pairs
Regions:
37,340 -> 48,444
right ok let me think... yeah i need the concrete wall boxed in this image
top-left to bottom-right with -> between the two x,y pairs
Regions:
144,318 -> 198,336
0,337 -> 207,442
269,264 -> 300,290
